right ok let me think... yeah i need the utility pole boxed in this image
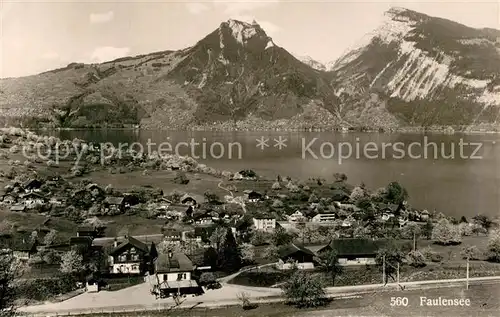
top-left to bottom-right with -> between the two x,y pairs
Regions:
382,255 -> 386,285
397,262 -> 400,284
413,231 -> 416,251
466,256 -> 469,290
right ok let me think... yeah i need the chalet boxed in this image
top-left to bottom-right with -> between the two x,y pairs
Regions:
277,244 -> 316,270
243,190 -> 262,202
288,211 -> 306,222
123,193 -> 141,208
20,192 -> 46,208
6,238 -> 38,260
191,225 -> 216,244
86,184 -> 105,197
420,210 -> 430,221
311,213 -> 336,223
76,225 -> 99,238
23,179 -> 43,191
193,214 -> 213,225
103,197 -> 125,214
10,204 -> 25,212
49,196 -> 66,206
162,228 -> 182,243
154,252 -> 200,297
318,239 -> 388,265
107,236 -> 157,274
69,236 -> 93,250
252,218 -> 276,232
180,194 -> 198,207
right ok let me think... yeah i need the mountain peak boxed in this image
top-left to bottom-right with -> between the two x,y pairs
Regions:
219,19 -> 273,48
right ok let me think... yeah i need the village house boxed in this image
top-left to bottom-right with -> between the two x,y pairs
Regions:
86,183 -> 105,197
180,194 -> 198,207
20,192 -> 47,208
193,214 -> 213,225
49,196 -> 66,206
107,236 -> 157,274
277,244 -> 316,270
154,251 -> 200,297
252,218 -> 276,232
243,190 -> 262,203
288,210 -> 306,223
23,179 -> 43,191
311,213 -> 336,223
76,225 -> 100,238
123,193 -> 141,208
1,237 -> 39,260
420,210 -> 430,221
103,196 -> 125,214
162,228 -> 182,244
318,239 -> 388,265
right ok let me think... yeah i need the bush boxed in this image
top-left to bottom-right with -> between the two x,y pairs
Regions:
16,274 -> 78,301
199,272 -> 216,286
281,271 -> 327,308
407,250 -> 426,267
173,172 -> 189,185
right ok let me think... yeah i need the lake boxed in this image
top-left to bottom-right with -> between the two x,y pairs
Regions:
44,129 -> 500,219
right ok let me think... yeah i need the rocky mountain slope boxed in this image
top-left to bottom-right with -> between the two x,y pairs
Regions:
327,7 -> 500,128
0,8 -> 499,130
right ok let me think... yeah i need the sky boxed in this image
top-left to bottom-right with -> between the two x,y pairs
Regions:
1,0 -> 499,78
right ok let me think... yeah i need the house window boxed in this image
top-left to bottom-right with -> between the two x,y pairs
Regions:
132,254 -> 139,261
183,273 -> 187,279
132,265 -> 139,271
118,255 -> 126,262
130,248 -> 136,253
177,273 -> 183,281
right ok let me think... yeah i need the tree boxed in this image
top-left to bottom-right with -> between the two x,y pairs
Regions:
219,229 -> 241,272
204,191 -> 221,204
333,173 -> 347,182
406,250 -> 426,267
203,247 -> 218,268
173,171 -> 189,185
271,227 -> 294,246
472,215 -> 493,232
262,245 -> 280,262
199,272 -> 217,286
43,229 -> 57,246
281,271 -> 327,308
460,216 -> 468,223
486,228 -> 500,262
460,245 -> 481,260
319,249 -> 344,286
401,222 -> 421,241
349,186 -> 366,202
385,182 -> 408,205
432,219 -> 462,245
239,243 -> 255,263
249,230 -> 271,246
60,250 -> 84,275
422,220 -> 433,240
236,291 -> 256,310
210,226 -> 227,253
375,242 -> 404,283
0,253 -> 25,316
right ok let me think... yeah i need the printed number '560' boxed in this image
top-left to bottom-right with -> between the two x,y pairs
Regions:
390,297 -> 409,306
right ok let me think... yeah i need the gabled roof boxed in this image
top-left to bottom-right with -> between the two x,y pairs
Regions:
20,191 -> 46,199
104,196 -> 124,205
278,243 -> 315,259
109,236 -> 149,256
180,194 -> 196,202
23,179 -> 43,189
85,183 -> 103,191
321,239 -> 388,256
155,252 -> 194,273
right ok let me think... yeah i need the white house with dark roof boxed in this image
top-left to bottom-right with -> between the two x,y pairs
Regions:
154,252 -> 200,297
